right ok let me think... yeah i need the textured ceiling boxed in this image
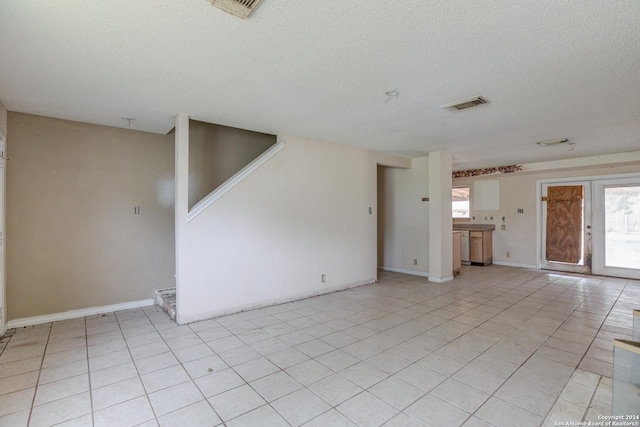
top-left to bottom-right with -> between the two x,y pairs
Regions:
1,0 -> 639,170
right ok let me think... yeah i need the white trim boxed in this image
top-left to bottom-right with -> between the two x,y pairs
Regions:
591,177 -> 640,279
537,171 -> 640,185
523,151 -> 640,172
7,299 -> 155,329
178,278 -> 375,325
187,140 -> 285,222
0,132 -> 5,338
378,266 -> 430,278
492,261 -> 539,269
429,275 -> 454,283
536,181 -> 542,269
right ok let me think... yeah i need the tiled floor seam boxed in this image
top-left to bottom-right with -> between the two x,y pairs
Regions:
571,277 -> 626,374
457,273 -> 597,423
115,309 -> 193,426
85,316 -> 97,427
25,322 -> 53,427
541,277 -> 630,425
582,375 -> 604,420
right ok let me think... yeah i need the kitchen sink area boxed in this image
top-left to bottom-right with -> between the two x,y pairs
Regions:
453,224 -> 495,266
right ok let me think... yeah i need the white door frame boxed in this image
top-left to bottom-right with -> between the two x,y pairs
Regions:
592,177 -> 640,279
0,131 -> 5,337
537,172 -> 640,278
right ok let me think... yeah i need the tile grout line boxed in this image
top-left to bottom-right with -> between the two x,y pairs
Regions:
25,322 -> 53,427
3,266 -> 634,426
85,316 -> 95,427
540,276 -> 626,424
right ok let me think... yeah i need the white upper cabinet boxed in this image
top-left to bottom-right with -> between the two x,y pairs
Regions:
473,180 -> 500,211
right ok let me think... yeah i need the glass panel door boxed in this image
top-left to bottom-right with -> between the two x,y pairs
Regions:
593,178 -> 640,279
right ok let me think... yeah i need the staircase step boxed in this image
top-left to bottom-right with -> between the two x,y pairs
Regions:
156,288 -> 176,321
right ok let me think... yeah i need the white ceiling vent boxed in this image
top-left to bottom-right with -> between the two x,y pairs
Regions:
442,96 -> 488,111
209,0 -> 263,19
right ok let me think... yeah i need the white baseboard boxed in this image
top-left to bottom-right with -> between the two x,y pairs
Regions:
428,275 -> 454,283
378,266 -> 430,278
178,278 -> 376,325
7,299 -> 155,329
492,261 -> 539,269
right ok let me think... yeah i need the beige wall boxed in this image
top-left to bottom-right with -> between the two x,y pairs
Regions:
454,162 -> 640,267
188,120 -> 276,209
7,113 -> 175,320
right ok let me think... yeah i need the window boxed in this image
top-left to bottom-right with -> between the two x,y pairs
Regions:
453,186 -> 470,218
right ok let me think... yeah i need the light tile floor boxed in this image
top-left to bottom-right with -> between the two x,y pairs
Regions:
1,265 -> 638,427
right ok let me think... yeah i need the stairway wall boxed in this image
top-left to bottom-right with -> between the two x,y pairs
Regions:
176,132 -> 378,324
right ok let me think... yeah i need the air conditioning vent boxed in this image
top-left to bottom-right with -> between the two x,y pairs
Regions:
209,0 -> 263,19
442,96 -> 488,111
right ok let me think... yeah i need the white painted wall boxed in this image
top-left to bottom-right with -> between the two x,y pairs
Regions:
377,157 -> 430,276
454,158 -> 640,268
428,152 -> 453,282
176,132 -> 378,324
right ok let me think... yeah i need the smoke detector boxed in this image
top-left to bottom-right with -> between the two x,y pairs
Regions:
442,96 -> 488,111
208,0 -> 263,19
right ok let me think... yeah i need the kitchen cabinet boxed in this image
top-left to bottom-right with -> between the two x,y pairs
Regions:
473,180 -> 499,211
470,230 -> 493,265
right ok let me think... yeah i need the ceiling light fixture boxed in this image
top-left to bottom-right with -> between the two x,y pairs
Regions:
384,90 -> 399,103
122,117 -> 136,126
442,96 -> 487,111
536,138 -> 568,147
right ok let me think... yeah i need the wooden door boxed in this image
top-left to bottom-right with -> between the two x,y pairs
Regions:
541,182 -> 591,273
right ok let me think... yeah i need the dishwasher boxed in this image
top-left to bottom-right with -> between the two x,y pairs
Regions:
460,230 -> 470,264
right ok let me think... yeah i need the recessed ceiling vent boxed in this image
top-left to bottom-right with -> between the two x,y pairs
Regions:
442,96 -> 488,111
209,0 -> 262,19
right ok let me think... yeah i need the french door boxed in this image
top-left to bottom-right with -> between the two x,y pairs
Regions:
541,181 -> 592,274
541,176 -> 640,279
592,178 -> 640,279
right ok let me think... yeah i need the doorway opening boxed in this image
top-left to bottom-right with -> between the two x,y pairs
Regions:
540,174 -> 640,279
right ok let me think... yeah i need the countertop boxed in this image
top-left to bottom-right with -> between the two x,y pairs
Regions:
452,224 -> 496,231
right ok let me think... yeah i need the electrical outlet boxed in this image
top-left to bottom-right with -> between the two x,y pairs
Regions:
501,224 -> 506,230
369,207 -> 372,214
490,216 -> 493,220
134,206 -> 141,215
413,259 -> 417,266
321,274 -> 326,283
517,208 -> 524,214
506,251 -> 511,258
